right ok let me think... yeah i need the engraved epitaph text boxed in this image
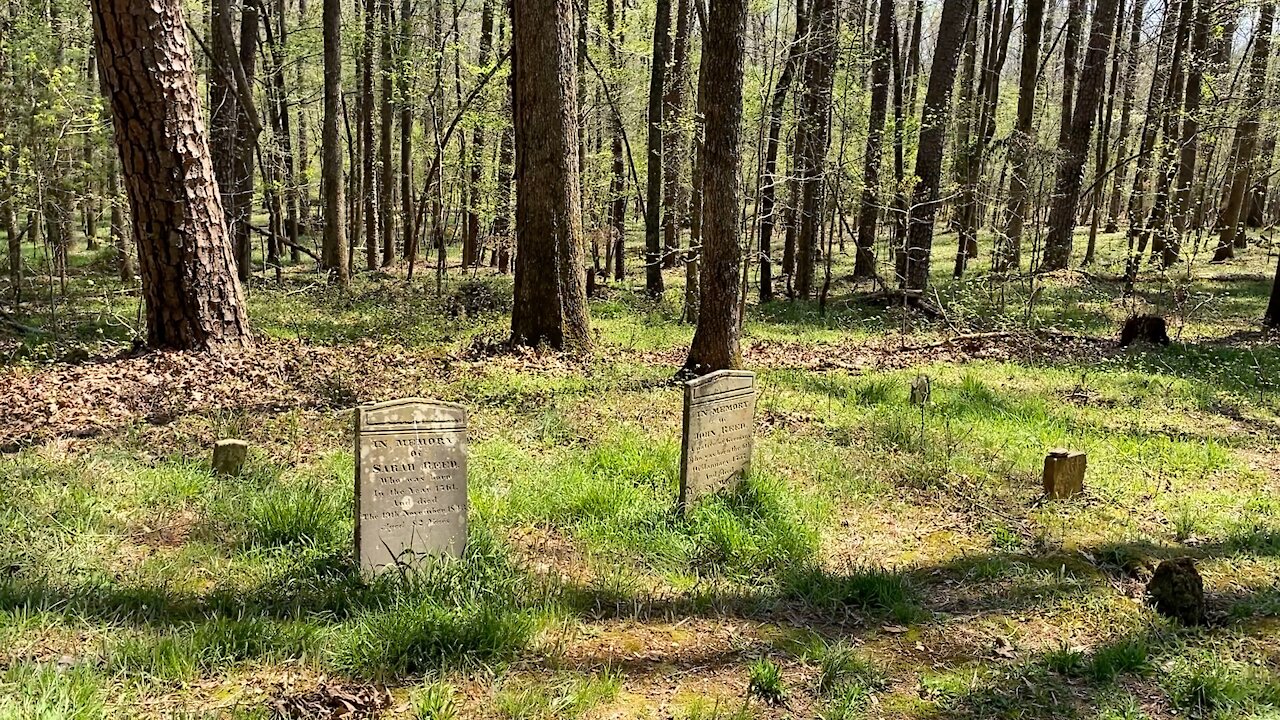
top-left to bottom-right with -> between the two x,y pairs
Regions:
679,370 -> 757,508
355,398 -> 468,574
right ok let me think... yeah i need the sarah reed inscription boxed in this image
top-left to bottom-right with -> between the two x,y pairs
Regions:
355,398 -> 468,575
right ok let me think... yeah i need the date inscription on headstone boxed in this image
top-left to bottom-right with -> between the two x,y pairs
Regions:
680,370 -> 757,509
355,398 -> 467,575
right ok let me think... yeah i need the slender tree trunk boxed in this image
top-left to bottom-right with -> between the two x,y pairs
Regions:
854,0 -> 892,279
90,0 -> 252,348
794,0 -> 837,300
900,0 -> 971,290
511,0 -> 591,348
758,0 -> 807,299
606,0 -> 627,281
321,0 -> 348,281
378,0 -> 396,267
684,0 -> 746,373
1167,0 -> 1210,263
644,0 -> 671,294
107,153 -> 133,281
1104,0 -> 1142,233
1058,0 -> 1083,146
997,0 -> 1043,270
1214,1 -> 1274,260
661,0 -> 693,271
495,36 -> 515,275
295,0 -> 311,242
466,0 -> 495,269
1040,0 -> 1120,271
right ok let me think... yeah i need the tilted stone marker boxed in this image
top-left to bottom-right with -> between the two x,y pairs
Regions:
354,398 -> 468,575
679,370 -> 757,509
211,439 -> 248,476
1042,448 -> 1086,498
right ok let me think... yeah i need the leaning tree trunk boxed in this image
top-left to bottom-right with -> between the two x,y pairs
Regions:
900,0 -> 971,290
1040,0 -> 1120,271
684,0 -> 746,373
794,0 -> 838,300
511,0 -> 591,349
854,0 -> 892,279
1213,1 -> 1274,261
90,0 -> 252,348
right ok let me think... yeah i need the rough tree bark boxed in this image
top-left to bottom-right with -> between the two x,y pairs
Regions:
684,0 -> 746,373
511,0 -> 591,348
90,0 -> 252,348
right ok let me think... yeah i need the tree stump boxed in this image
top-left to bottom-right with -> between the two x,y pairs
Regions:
1043,448 -> 1086,498
1147,557 -> 1206,625
212,439 -> 249,476
1119,315 -> 1170,346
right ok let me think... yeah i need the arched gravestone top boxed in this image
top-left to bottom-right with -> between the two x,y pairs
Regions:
354,398 -> 468,575
679,370 -> 757,510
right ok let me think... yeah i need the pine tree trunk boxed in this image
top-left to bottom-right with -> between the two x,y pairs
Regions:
1040,0 -> 1120,271
684,0 -> 746,373
900,0 -> 971,290
511,0 -> 591,348
90,0 -> 252,348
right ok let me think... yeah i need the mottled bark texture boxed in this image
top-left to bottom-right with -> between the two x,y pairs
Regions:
511,0 -> 591,349
684,0 -> 746,373
321,0 -> 348,280
90,0 -> 251,349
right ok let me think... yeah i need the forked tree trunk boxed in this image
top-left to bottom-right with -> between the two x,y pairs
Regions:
90,0 -> 252,348
511,0 -> 591,348
684,0 -> 746,373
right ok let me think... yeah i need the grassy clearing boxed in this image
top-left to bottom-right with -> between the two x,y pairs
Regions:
1,231 -> 1280,716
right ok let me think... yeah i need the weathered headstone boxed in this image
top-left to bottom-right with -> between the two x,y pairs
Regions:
679,370 -> 757,509
354,398 -> 468,575
211,439 -> 248,476
1042,448 -> 1086,498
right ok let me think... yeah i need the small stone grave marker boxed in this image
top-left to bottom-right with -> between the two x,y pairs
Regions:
1042,448 -> 1086,498
211,439 -> 248,476
679,370 -> 757,509
354,398 -> 468,575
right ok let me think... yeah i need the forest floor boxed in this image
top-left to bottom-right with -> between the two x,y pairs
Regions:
2,227 -> 1280,719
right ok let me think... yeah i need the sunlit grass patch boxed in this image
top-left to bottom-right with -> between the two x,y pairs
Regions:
0,662 -> 105,719
492,670 -> 621,719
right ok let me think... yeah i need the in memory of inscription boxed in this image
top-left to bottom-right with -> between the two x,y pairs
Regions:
679,370 -> 757,509
354,398 -> 468,575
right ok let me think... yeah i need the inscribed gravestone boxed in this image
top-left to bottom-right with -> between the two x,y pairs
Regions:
679,370 -> 757,508
354,398 -> 468,574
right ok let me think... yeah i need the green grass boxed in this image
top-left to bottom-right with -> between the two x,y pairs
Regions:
2,231 -> 1280,715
